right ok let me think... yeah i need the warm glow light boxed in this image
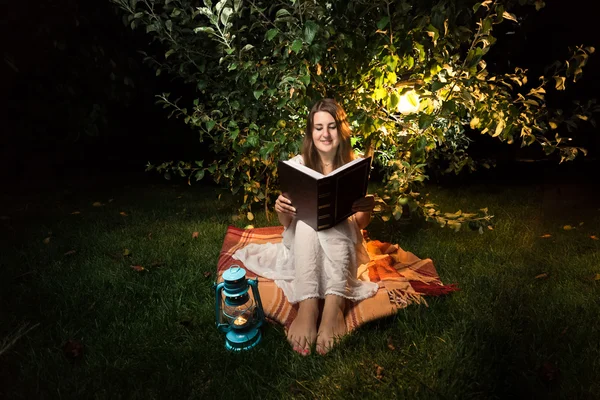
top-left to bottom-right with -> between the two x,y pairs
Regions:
397,91 -> 420,115
233,316 -> 248,326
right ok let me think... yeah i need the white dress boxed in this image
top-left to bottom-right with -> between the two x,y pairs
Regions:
232,155 -> 379,304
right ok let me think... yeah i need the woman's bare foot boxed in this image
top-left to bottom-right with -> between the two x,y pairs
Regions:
287,298 -> 319,356
316,295 -> 347,355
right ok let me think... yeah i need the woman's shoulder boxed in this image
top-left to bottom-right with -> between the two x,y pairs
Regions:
289,154 -> 304,165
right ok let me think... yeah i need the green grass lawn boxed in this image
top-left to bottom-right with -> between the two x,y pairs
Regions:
1,175 -> 599,399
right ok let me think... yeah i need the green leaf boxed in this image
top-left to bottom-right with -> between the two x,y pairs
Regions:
233,0 -> 242,12
165,49 -> 175,59
241,44 -> 254,52
418,114 -> 435,129
253,90 -> 263,100
195,170 -> 205,181
389,93 -> 400,109
220,7 -> 232,26
377,16 -> 390,30
291,39 -> 303,54
194,26 -> 216,35
275,9 -> 291,18
206,120 -> 216,132
304,20 -> 318,44
266,29 -> 278,41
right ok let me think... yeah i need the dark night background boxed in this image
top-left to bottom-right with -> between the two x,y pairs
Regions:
1,0 -> 598,193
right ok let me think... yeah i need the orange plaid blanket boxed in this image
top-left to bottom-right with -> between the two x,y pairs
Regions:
218,226 -> 458,332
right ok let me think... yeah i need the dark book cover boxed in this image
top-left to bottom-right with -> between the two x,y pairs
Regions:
278,157 -> 371,231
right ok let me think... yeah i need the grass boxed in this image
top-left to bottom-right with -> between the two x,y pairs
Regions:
1,173 -> 599,399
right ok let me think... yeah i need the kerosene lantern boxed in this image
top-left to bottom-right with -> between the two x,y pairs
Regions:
214,265 -> 265,351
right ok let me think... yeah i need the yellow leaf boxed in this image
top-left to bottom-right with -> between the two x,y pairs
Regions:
43,237 -> 51,244
123,249 -> 131,256
119,211 -> 128,216
540,234 -> 552,238
578,222 -> 584,226
244,225 -> 254,229
92,202 -> 103,207
591,235 -> 599,240
247,212 -> 254,221
563,225 -> 573,231
549,121 -> 558,130
535,273 -> 548,279
316,63 -> 322,76
130,265 -> 145,272
71,211 -> 81,215
594,273 -> 600,281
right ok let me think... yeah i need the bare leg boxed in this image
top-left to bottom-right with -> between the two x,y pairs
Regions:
287,298 -> 319,356
316,294 -> 347,355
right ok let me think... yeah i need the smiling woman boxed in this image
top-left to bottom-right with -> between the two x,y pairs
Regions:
232,98 -> 378,356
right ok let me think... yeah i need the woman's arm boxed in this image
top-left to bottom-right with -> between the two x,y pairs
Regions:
352,195 -> 375,230
275,194 -> 296,228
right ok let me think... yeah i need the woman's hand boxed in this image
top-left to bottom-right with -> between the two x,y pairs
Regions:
275,194 -> 296,215
352,195 -> 375,213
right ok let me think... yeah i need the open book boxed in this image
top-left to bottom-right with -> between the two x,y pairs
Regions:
278,157 -> 371,231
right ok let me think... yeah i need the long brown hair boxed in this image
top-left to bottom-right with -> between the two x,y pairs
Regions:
302,98 -> 354,173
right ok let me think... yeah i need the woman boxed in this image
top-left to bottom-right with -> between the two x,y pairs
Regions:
233,99 -> 378,355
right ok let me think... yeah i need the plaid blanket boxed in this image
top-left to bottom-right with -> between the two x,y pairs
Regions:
217,226 -> 458,332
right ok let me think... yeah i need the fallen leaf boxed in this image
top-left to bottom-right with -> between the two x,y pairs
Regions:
387,337 -> 395,351
563,225 -> 573,231
71,211 -> 81,215
245,225 -> 254,229
119,211 -> 128,216
579,222 -> 584,226
108,199 -> 114,203
123,249 -> 131,256
559,327 -> 569,337
374,364 -> 384,380
130,265 -> 145,272
42,237 -> 51,244
538,361 -> 560,383
177,195 -> 182,199
63,339 -> 84,360
92,202 -> 103,207
147,232 -> 153,240
540,234 -> 552,238
231,215 -> 240,221
203,271 -> 212,278
487,225 -> 494,230
150,260 -> 164,268
591,235 -> 598,240
192,232 -> 199,239
594,273 -> 600,281
535,273 -> 549,280
247,212 -> 254,221
63,250 -> 76,256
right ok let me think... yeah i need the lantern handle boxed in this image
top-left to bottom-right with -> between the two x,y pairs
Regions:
248,279 -> 265,329
214,282 -> 230,332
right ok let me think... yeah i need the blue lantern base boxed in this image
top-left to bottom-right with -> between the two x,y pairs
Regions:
225,328 -> 262,351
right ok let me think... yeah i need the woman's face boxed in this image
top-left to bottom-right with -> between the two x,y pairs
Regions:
311,111 -> 339,158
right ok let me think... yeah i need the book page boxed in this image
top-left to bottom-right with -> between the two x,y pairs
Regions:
280,160 -> 324,180
328,157 -> 365,176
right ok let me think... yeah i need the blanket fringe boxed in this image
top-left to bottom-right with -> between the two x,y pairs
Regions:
387,288 -> 428,308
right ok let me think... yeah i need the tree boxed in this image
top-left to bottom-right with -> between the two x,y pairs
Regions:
112,0 -> 596,231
